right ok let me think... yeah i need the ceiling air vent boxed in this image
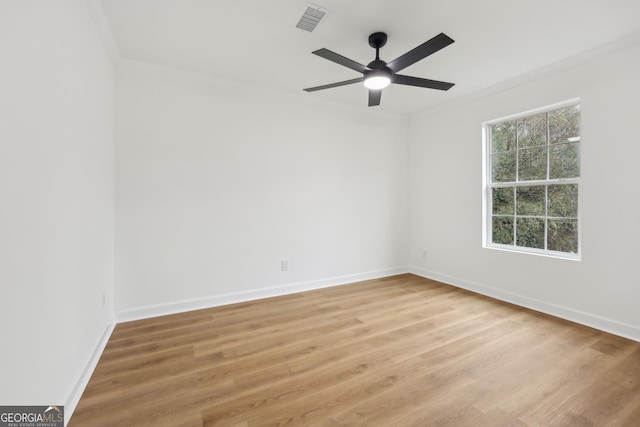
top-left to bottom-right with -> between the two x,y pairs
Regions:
296,6 -> 325,32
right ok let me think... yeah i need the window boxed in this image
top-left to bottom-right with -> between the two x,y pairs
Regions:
483,100 -> 581,259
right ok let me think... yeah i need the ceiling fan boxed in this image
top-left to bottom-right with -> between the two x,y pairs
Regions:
304,32 -> 455,107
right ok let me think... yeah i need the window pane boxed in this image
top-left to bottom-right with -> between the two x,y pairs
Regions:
492,217 -> 514,245
548,219 -> 578,253
518,146 -> 547,181
516,217 -> 545,249
492,152 -> 516,182
491,120 -> 517,153
549,142 -> 580,179
548,184 -> 578,218
517,113 -> 547,148
492,187 -> 514,215
516,186 -> 545,216
549,105 -> 580,144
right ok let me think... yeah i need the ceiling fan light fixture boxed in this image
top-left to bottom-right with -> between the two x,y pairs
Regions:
363,70 -> 391,90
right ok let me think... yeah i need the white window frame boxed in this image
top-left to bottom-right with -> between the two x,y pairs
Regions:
482,98 -> 581,261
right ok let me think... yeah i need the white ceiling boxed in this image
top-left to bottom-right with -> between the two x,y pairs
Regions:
97,0 -> 640,115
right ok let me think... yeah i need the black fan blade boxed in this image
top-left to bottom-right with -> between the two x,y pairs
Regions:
387,33 -> 454,73
368,89 -> 382,107
392,74 -> 455,91
312,48 -> 371,74
303,77 -> 363,92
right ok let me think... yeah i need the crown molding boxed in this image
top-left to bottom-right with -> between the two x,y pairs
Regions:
411,29 -> 640,119
85,0 -> 121,62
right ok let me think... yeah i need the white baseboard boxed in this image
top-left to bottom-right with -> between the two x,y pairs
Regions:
65,319 -> 116,426
410,266 -> 640,342
115,267 -> 410,323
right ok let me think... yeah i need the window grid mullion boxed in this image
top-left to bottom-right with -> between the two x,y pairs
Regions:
546,112 -> 551,181
515,119 -> 520,183
544,185 -> 548,251
544,112 -> 550,251
512,187 -> 516,245
514,118 -> 520,246
490,178 -> 579,188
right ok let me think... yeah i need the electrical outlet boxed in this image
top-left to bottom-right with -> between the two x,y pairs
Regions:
422,250 -> 428,260
281,259 -> 289,272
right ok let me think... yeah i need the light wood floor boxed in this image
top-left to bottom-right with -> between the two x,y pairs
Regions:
70,274 -> 640,426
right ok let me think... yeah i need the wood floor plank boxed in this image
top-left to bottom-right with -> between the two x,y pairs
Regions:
69,274 -> 640,426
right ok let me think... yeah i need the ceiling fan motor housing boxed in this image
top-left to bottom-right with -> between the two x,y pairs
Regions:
364,62 -> 392,80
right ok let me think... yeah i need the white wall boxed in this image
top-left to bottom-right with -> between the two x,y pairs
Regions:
0,0 -> 114,413
115,62 -> 409,318
409,38 -> 640,340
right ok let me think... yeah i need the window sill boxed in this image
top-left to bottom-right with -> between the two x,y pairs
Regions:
484,243 -> 581,261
